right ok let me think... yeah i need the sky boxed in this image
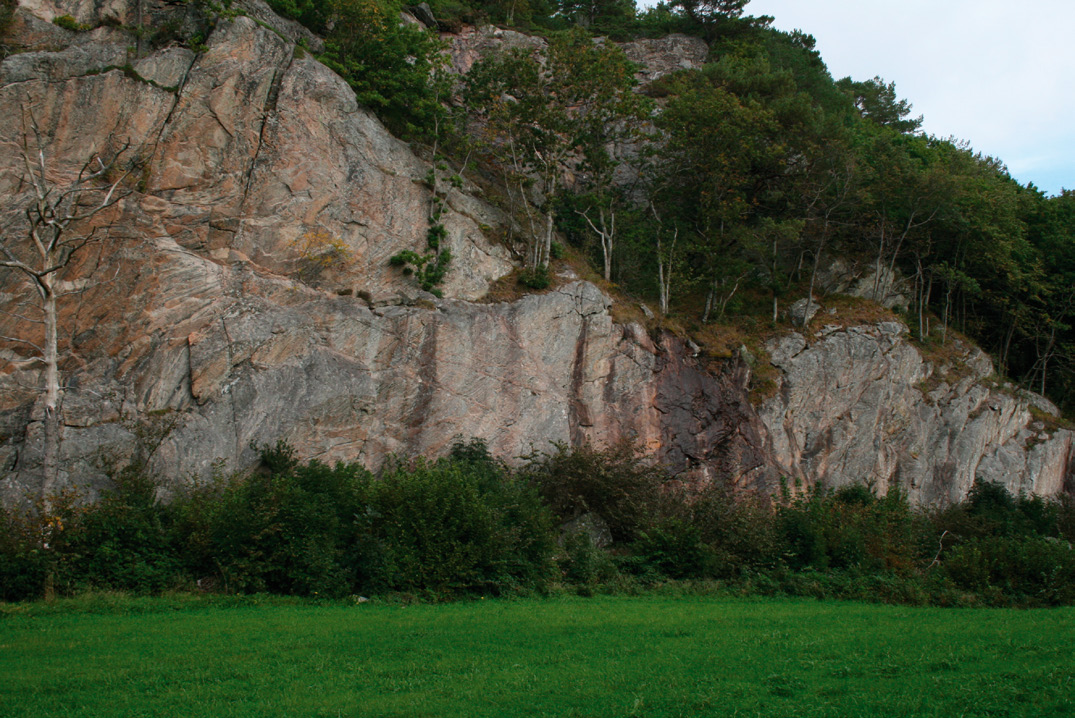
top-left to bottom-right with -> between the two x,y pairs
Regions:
644,0 -> 1075,195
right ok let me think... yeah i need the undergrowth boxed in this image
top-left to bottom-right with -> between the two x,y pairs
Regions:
3,440 -> 1074,608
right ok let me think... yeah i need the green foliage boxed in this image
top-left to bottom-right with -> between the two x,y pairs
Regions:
673,0 -> 749,23
687,487 -> 783,575
629,517 -> 715,579
1,444 -> 1073,607
0,501 -> 53,601
263,0 -> 332,32
389,246 -> 452,295
359,444 -> 556,595
556,0 -> 636,38
52,14 -> 92,32
777,486 -> 924,575
520,441 -> 667,543
837,75 -> 922,133
940,536 -> 1075,604
175,454 -> 372,597
517,265 -> 551,289
319,0 -> 448,141
560,529 -> 617,585
0,0 -> 16,39
466,27 -> 650,269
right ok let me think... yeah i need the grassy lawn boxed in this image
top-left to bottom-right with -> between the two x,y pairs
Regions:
1,593 -> 1072,717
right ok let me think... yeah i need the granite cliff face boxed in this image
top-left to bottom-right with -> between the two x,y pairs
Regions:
760,323 -> 1073,503
0,0 -> 1071,503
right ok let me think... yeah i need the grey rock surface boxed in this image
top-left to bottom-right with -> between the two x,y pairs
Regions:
758,325 -> 1074,503
620,34 -> 709,83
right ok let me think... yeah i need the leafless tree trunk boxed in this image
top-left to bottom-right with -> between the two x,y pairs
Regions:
649,203 -> 677,315
578,202 -> 616,282
0,113 -> 131,501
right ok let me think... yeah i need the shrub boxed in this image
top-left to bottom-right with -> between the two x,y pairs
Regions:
1059,494 -> 1075,543
520,442 -> 669,543
629,517 -> 716,580
174,452 -> 373,597
940,535 -> 1075,605
4,440 -> 1074,608
776,484 -> 924,575
684,486 -> 782,576
0,501 -> 52,601
518,265 -> 551,290
62,481 -> 181,594
560,529 -> 618,585
358,443 -> 556,595
933,480 -> 1061,541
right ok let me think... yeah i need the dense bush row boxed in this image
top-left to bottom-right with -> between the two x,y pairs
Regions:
2,441 -> 1073,605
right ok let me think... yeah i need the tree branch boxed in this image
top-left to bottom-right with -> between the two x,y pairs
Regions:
0,334 -> 44,353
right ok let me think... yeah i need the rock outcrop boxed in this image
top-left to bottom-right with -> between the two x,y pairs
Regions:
620,34 -> 709,84
1,0 -> 1071,504
758,323 -> 1073,503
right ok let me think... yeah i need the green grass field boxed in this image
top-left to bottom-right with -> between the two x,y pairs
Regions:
1,594 -> 1072,717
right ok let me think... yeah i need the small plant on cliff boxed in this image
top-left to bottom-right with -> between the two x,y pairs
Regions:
517,265 -> 551,290
287,230 -> 354,284
389,162 -> 454,296
52,14 -> 93,32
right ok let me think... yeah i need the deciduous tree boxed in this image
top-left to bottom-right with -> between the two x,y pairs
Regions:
0,116 -> 132,499
466,28 -> 648,270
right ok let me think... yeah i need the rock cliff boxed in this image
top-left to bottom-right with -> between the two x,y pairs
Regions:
760,323 -> 1072,503
1,0 -> 1071,503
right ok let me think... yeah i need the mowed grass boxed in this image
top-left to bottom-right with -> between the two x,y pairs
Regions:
1,594 -> 1072,717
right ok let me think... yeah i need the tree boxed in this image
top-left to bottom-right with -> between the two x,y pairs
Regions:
653,54 -> 819,321
319,0 -> 448,141
466,28 -> 648,270
799,138 -> 857,319
556,0 -> 635,30
837,76 -> 922,134
0,116 -> 131,500
672,0 -> 750,23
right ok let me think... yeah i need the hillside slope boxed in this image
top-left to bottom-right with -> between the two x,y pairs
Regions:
0,0 -> 1070,503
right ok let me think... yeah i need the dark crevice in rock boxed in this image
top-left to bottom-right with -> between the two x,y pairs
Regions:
405,320 -> 439,448
568,317 -> 591,443
241,41 -> 293,209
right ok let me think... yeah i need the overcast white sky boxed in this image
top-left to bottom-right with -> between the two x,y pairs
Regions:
643,1 -> 1075,195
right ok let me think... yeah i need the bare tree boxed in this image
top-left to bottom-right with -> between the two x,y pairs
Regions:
0,114 -> 132,500
649,202 -> 678,315
577,201 -> 616,282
